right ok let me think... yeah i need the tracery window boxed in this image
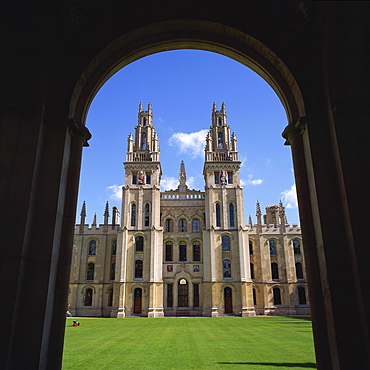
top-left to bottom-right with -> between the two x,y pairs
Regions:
144,203 -> 150,227
86,263 -> 94,280
165,218 -> 173,232
250,263 -> 255,279
110,262 -> 116,281
295,262 -> 304,279
88,240 -> 96,255
269,240 -> 277,255
218,132 -> 223,149
131,203 -> 136,227
112,239 -> 117,256
167,284 -> 173,307
193,241 -> 201,261
214,172 -> 219,184
84,288 -> 93,306
135,236 -> 144,252
179,218 -> 187,232
223,259 -> 231,278
273,287 -> 282,305
271,262 -> 279,280
134,260 -> 143,279
216,203 -> 221,227
107,287 -> 113,306
249,240 -> 253,255
227,172 -> 233,184
165,242 -> 173,262
293,239 -> 301,254
222,235 -> 231,251
193,283 -> 199,307
179,242 -> 187,261
192,218 -> 201,232
141,133 -> 147,150
229,203 -> 235,227
253,288 -> 257,306
298,287 -> 307,304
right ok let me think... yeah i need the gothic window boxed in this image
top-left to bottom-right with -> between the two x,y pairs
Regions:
144,203 -> 150,227
112,239 -> 117,256
192,218 -> 200,232
227,172 -> 233,184
141,133 -> 147,150
146,174 -> 151,184
134,260 -> 143,279
179,242 -> 187,261
165,218 -> 173,232
107,287 -> 113,306
269,240 -> 277,255
84,288 -> 93,306
179,218 -> 187,232
223,259 -> 231,278
229,203 -> 235,227
214,172 -> 219,184
273,287 -> 282,305
132,174 -> 137,184
88,240 -> 96,255
249,240 -> 253,255
296,262 -> 304,279
216,203 -> 221,227
271,262 -> 279,280
253,288 -> 257,305
110,262 -> 116,281
167,284 -> 173,307
193,241 -> 201,261
135,236 -> 144,252
86,263 -> 94,280
131,203 -> 136,227
222,235 -> 231,251
218,117 -> 222,126
143,117 -> 147,126
218,132 -> 223,149
250,263 -> 255,279
193,283 -> 199,307
293,239 -> 301,254
165,242 -> 173,262
298,287 -> 307,304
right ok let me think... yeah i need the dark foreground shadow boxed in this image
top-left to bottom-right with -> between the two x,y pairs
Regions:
217,362 -> 316,368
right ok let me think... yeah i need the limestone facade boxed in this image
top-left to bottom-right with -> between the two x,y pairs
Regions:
69,103 -> 309,317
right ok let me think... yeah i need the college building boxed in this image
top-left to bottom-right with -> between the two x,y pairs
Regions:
68,103 -> 309,317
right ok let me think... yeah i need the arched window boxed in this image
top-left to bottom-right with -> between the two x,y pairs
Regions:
273,287 -> 282,305
229,203 -> 235,227
86,263 -> 94,280
144,203 -> 150,226
192,218 -> 201,232
193,241 -> 201,261
88,240 -> 96,255
110,262 -> 116,281
218,117 -> 222,126
112,239 -> 117,256
134,260 -> 143,279
271,262 -> 279,280
165,242 -> 173,261
107,287 -> 113,306
179,242 -> 187,261
218,132 -> 223,149
165,218 -> 173,232
269,240 -> 277,255
143,117 -> 147,126
131,203 -> 136,227
253,288 -> 257,305
250,263 -> 255,279
222,235 -> 231,251
179,218 -> 187,232
223,259 -> 231,278
216,203 -> 221,227
84,288 -> 93,306
293,239 -> 301,254
135,235 -> 144,252
141,133 -> 147,149
296,262 -> 304,279
298,287 -> 307,305
249,240 -> 253,255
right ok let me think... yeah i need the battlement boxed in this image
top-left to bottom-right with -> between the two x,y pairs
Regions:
246,223 -> 301,234
74,223 -> 120,234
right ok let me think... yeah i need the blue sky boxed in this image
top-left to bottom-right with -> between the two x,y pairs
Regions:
78,50 -> 299,226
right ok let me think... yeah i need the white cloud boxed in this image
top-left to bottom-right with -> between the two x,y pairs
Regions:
281,184 -> 298,209
169,129 -> 208,158
242,174 -> 263,186
106,184 -> 123,201
160,176 -> 179,191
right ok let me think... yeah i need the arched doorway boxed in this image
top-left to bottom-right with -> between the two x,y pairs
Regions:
178,279 -> 188,307
224,287 -> 233,314
133,288 -> 142,314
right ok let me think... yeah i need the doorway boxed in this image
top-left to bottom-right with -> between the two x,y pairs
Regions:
133,288 -> 142,314
224,287 -> 233,314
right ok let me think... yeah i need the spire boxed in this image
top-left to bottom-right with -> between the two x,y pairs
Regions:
92,213 -> 97,227
256,200 -> 262,233
178,160 -> 188,192
104,201 -> 109,224
139,102 -> 143,112
279,200 -> 286,232
248,215 -> 253,228
79,201 -> 86,234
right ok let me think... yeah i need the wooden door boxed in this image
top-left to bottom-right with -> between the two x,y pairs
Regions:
224,287 -> 233,313
133,288 -> 142,314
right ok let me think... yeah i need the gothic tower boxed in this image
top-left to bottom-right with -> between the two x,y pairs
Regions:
203,102 -> 254,316
117,102 -> 164,318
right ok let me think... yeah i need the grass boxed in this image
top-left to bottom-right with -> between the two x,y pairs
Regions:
62,316 -> 316,369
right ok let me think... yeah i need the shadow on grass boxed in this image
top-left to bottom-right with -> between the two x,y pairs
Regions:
217,362 -> 316,368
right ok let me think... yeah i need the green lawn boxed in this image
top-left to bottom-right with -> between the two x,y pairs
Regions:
62,317 -> 316,369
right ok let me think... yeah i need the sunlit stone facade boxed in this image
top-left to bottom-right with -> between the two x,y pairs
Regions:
69,103 -> 309,317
